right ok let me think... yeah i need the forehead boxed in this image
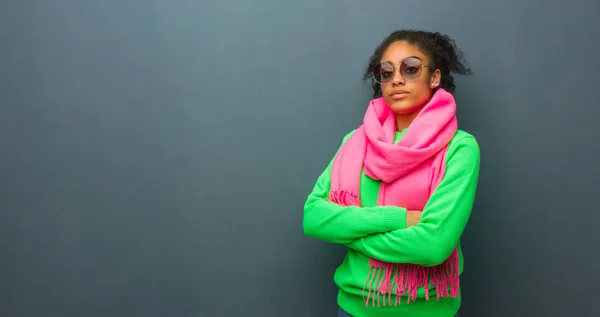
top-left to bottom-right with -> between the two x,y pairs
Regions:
380,40 -> 428,63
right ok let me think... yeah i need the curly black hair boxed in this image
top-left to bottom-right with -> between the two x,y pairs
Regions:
363,29 -> 472,97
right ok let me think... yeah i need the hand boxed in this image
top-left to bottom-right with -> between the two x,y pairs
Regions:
406,210 -> 422,227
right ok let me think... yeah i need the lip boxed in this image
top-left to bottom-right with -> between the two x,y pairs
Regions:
389,90 -> 409,100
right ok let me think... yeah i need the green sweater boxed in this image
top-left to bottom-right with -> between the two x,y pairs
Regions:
303,128 -> 480,317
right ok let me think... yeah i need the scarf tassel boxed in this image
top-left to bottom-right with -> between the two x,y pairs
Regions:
362,249 -> 460,307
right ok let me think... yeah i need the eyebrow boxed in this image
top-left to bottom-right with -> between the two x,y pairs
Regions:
381,55 -> 423,63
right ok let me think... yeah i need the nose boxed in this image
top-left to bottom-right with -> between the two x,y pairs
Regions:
392,68 -> 404,85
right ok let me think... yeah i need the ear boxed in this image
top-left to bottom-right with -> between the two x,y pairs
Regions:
430,69 -> 441,88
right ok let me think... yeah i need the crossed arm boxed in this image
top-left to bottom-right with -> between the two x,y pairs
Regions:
303,134 -> 480,266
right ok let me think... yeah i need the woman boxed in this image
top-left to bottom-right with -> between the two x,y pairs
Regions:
303,29 -> 480,317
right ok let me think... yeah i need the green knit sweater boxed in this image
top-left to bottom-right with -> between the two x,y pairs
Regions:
303,128 -> 480,317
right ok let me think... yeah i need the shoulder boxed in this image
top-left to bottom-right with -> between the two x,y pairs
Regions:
449,129 -> 479,149
340,129 -> 358,144
446,129 -> 481,163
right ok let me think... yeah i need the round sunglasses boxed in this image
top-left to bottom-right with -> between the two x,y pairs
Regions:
372,57 -> 432,84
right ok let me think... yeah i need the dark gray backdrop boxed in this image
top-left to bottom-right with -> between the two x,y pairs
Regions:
1,0 -> 599,316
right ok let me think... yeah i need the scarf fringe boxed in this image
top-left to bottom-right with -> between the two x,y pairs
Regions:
362,248 -> 460,307
328,191 -> 460,306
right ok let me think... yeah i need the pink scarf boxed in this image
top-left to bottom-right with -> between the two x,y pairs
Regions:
329,88 -> 460,306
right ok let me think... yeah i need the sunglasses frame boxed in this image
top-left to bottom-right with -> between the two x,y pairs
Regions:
372,58 -> 433,84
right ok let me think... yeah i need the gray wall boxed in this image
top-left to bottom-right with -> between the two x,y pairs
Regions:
1,0 -> 599,316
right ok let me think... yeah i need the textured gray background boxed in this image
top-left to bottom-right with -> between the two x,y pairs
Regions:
1,0 -> 599,316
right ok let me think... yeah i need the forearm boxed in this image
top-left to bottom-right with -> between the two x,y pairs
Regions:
347,222 -> 463,266
303,195 -> 406,244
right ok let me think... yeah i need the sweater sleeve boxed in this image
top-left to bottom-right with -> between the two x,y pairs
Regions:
302,131 -> 407,245
346,135 -> 481,266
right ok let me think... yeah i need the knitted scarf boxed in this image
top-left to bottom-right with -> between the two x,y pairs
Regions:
329,88 -> 460,306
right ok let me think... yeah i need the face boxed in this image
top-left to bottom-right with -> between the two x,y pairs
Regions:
376,41 -> 441,114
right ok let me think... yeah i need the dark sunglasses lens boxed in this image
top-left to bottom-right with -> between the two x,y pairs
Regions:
400,58 -> 422,80
374,62 -> 394,83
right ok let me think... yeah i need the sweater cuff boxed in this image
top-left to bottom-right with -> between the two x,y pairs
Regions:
381,207 -> 407,231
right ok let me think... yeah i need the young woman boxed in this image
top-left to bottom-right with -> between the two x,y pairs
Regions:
303,30 -> 480,317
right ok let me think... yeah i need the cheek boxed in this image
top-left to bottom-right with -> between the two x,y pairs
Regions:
380,83 -> 392,94
411,82 -> 433,102
413,87 -> 431,100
